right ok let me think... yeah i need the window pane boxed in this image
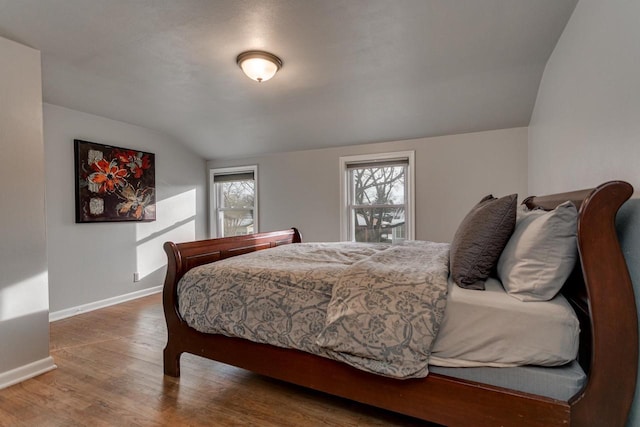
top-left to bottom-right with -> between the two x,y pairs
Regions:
220,181 -> 255,208
219,209 -> 254,236
353,207 -> 405,243
350,166 -> 405,205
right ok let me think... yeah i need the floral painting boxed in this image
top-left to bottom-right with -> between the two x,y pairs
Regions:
74,139 -> 156,222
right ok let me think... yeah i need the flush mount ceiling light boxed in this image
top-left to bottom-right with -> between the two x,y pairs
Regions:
236,50 -> 283,83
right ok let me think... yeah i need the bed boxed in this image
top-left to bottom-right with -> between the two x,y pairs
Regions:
162,181 -> 638,427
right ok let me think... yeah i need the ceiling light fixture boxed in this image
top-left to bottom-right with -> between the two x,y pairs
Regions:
236,50 -> 283,83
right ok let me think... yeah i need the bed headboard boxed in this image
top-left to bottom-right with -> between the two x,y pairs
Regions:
525,181 -> 637,425
523,186 -> 595,371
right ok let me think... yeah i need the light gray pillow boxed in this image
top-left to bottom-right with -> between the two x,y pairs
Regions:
450,193 -> 517,290
497,201 -> 578,301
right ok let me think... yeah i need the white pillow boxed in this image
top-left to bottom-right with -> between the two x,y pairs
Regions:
497,201 -> 578,301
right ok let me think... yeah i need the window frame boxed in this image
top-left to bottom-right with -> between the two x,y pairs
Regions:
209,165 -> 259,238
339,151 -> 415,242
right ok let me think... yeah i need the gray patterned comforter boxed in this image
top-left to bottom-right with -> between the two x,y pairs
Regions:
177,241 -> 450,379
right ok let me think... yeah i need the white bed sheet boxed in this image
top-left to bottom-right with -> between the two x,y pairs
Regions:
430,277 -> 579,368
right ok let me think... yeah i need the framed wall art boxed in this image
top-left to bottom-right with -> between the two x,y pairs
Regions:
74,139 -> 156,223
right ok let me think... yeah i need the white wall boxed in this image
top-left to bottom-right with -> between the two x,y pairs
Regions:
529,0 -> 640,194
209,128 -> 528,243
528,1 -> 640,425
0,37 -> 55,388
44,104 -> 208,314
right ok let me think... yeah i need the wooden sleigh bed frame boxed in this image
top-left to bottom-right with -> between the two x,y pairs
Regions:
163,181 -> 638,427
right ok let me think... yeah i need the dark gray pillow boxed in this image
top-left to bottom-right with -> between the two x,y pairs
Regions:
450,193 -> 517,290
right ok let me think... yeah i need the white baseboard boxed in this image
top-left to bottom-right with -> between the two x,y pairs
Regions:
0,356 -> 57,390
49,285 -> 163,322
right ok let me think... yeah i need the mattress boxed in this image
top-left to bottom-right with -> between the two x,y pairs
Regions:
430,277 -> 580,368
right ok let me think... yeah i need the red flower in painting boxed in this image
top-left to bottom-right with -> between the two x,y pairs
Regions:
88,159 -> 128,193
116,150 -> 151,179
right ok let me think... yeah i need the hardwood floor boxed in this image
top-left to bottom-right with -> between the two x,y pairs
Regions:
0,294 -> 434,426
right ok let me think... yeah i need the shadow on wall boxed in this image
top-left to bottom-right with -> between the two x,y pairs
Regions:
0,270 -> 49,372
135,188 -> 198,281
616,198 -> 640,427
47,186 -> 202,313
0,309 -> 51,378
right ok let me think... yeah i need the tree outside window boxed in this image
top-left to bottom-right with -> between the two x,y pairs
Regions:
347,158 -> 410,243
211,166 -> 258,237
217,180 -> 255,236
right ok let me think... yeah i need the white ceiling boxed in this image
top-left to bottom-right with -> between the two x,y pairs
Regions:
0,0 -> 577,160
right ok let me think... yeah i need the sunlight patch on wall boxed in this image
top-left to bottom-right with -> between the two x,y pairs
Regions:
135,189 -> 197,279
0,272 -> 49,322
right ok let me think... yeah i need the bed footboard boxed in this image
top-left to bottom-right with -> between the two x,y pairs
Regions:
162,228 -> 302,376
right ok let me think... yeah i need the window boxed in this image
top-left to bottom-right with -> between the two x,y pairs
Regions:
210,166 -> 258,238
340,151 -> 415,243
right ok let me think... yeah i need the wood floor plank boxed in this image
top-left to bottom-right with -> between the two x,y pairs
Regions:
0,294 -> 433,426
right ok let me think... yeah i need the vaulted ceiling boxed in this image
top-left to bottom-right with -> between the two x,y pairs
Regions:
0,0 -> 577,159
